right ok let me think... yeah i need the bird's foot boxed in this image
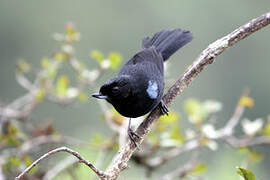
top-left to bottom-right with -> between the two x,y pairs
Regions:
159,100 -> 169,116
127,127 -> 140,149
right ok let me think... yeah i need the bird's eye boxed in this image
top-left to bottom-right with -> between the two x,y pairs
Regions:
111,86 -> 119,93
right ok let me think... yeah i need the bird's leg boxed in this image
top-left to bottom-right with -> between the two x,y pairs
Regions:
159,99 -> 169,116
127,118 -> 140,149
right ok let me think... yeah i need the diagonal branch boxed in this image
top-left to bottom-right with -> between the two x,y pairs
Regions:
104,11 -> 270,179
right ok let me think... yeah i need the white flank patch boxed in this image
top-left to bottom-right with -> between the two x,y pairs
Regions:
147,81 -> 158,99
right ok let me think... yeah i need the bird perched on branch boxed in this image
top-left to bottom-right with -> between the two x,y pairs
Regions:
92,28 -> 192,147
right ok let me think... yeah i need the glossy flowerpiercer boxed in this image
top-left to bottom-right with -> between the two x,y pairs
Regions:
92,28 -> 192,147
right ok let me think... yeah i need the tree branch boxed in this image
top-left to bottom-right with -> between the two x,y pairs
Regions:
147,138 -> 201,168
15,146 -> 107,180
104,11 -> 270,179
226,136 -> 270,148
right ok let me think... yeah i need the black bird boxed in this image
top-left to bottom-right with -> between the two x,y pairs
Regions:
92,29 -> 192,147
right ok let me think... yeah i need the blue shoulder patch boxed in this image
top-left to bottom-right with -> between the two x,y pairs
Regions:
147,81 -> 158,99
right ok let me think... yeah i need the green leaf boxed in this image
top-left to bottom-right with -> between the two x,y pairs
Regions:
48,67 -> 57,78
35,89 -> 45,103
238,148 -> 262,164
147,131 -> 159,145
249,151 -> 263,164
109,52 -> 122,70
23,156 -> 33,167
90,50 -> 104,62
156,111 -> 180,132
238,147 -> 250,154
159,111 -> 179,124
0,124 -> 20,146
91,134 -> 105,147
191,163 -> 207,175
41,64 -> 57,79
184,99 -> 200,115
8,124 -> 18,135
6,136 -> 20,146
41,57 -> 51,69
237,167 -> 255,180
22,155 -> 38,174
65,22 -> 80,42
16,59 -> 31,73
3,156 -> 21,173
54,52 -> 67,61
170,126 -> 184,144
8,156 -> 21,168
184,99 -> 207,124
56,75 -> 69,97
238,96 -> 254,108
263,121 -> 270,136
159,123 -> 185,147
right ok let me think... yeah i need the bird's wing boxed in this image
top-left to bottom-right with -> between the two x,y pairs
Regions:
125,47 -> 164,74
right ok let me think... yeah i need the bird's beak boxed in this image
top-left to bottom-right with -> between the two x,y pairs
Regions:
92,92 -> 108,99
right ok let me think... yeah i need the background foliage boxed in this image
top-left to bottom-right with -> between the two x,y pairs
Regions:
0,1 -> 270,179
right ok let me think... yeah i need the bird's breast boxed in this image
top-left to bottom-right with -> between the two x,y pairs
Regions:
111,81 -> 161,118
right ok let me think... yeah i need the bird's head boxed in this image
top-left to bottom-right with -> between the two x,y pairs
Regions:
92,75 -> 131,103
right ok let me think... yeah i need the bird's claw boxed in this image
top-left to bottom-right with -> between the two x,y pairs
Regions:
128,128 -> 140,150
159,100 -> 169,116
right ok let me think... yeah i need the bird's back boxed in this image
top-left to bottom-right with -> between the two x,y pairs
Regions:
115,48 -> 164,117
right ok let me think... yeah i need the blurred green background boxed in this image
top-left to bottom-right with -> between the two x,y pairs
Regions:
0,0 -> 269,179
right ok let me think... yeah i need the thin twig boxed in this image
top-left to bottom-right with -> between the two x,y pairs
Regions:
15,71 -> 36,91
15,146 -> 108,180
147,138 -> 201,168
226,136 -> 270,148
219,90 -> 249,137
158,152 -> 199,180
0,159 -> 5,180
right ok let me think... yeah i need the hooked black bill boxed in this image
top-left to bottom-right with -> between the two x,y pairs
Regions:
91,93 -> 108,99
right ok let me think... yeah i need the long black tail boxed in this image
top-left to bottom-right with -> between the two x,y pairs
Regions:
142,29 -> 192,61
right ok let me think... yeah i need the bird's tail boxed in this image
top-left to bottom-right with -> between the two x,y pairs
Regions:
142,29 -> 192,61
